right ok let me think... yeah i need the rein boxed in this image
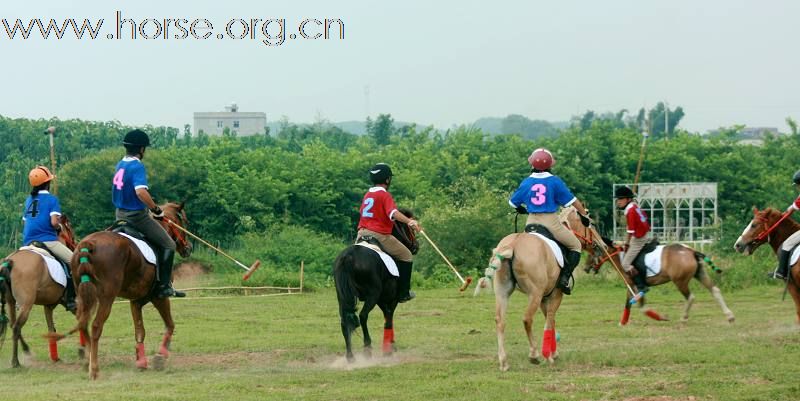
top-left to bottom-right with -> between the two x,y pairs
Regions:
755,211 -> 792,242
162,217 -> 190,250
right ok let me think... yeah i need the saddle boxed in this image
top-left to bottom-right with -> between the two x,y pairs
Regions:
524,224 -> 569,268
632,239 -> 660,273
28,240 -> 69,272
356,235 -> 388,254
108,220 -> 159,266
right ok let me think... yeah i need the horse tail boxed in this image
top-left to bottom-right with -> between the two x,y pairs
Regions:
693,251 -> 722,277
0,259 -> 12,343
333,247 -> 360,330
476,239 -> 517,296
75,244 -> 97,333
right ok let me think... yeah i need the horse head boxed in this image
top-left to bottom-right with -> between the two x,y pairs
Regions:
58,214 -> 78,251
161,201 -> 193,258
393,208 -> 419,255
560,206 -> 605,271
734,207 -> 784,255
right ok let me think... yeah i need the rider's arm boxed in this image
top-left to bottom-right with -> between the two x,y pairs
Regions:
135,188 -> 159,211
392,210 -> 423,232
572,199 -> 589,216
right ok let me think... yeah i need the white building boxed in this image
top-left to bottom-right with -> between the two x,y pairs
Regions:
193,104 -> 266,136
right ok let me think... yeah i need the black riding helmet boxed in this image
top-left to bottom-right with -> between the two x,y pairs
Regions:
793,170 -> 800,186
369,163 -> 393,185
123,129 -> 150,148
615,186 -> 635,199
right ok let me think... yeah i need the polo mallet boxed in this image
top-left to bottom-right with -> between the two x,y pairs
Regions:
165,219 -> 261,280
43,126 -> 57,194
418,230 -> 472,291
588,226 -> 643,304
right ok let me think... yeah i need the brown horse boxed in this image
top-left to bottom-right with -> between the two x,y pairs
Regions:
0,215 -> 82,368
561,206 -> 734,325
482,232 -> 564,371
69,202 -> 192,379
734,207 -> 800,324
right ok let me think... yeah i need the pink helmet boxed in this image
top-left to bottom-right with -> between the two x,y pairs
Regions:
528,148 -> 554,170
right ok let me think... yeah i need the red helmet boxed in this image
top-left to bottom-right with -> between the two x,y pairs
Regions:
528,148 -> 554,170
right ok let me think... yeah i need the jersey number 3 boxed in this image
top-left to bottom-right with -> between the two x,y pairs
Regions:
530,184 -> 547,205
113,169 -> 125,190
362,198 -> 375,218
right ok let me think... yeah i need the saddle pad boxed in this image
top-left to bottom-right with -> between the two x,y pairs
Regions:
18,246 -> 66,287
791,245 -> 800,267
117,233 -> 157,265
642,245 -> 665,277
355,243 -> 399,277
526,232 -> 564,267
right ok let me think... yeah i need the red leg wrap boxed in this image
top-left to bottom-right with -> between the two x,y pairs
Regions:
159,332 -> 172,357
541,329 -> 555,358
382,328 -> 394,354
79,330 -> 88,347
136,343 -> 147,369
645,309 -> 665,321
620,308 -> 631,325
48,338 -> 59,362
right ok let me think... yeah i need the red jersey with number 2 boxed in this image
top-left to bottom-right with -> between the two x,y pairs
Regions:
357,187 -> 399,235
625,202 -> 650,238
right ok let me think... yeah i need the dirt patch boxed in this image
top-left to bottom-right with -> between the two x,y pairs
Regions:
173,262 -> 208,284
620,397 -> 699,401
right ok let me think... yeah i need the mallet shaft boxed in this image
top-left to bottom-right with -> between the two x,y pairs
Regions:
419,230 -> 465,283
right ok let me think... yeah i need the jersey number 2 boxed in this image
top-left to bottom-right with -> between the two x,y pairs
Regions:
362,198 -> 375,217
113,169 -> 125,190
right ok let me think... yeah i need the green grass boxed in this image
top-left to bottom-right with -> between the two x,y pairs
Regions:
1,279 -> 799,401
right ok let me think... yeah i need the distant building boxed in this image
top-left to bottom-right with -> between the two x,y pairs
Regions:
193,103 -> 266,136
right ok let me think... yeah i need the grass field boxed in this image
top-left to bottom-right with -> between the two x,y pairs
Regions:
1,276 -> 798,401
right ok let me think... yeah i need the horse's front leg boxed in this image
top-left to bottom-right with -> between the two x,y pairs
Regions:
130,301 -> 148,370
359,299 -> 377,358
151,298 -> 175,371
44,305 -> 60,362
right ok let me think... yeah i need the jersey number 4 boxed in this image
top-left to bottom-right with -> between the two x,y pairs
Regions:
26,199 -> 40,218
113,169 -> 125,190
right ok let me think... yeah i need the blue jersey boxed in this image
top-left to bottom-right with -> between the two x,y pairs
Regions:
22,191 -> 61,244
509,172 -> 576,213
112,157 -> 149,210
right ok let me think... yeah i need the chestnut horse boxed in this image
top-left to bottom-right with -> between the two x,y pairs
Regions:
561,207 -> 734,325
482,232 -> 564,371
0,215 -> 81,368
69,202 -> 192,379
333,216 -> 417,362
734,207 -> 800,324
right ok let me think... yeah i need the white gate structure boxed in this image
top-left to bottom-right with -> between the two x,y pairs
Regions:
612,182 -> 719,248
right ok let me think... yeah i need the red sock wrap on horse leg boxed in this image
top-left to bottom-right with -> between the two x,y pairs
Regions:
48,338 -> 59,362
541,329 -> 556,358
79,330 -> 88,347
159,332 -> 172,357
382,328 -> 394,354
620,308 -> 631,325
135,343 -> 147,369
644,309 -> 665,321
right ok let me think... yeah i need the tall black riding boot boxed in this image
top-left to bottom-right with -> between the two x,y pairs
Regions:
632,268 -> 649,293
156,248 -> 185,298
558,250 -> 581,295
396,261 -> 415,303
774,249 -> 792,281
63,274 -> 77,313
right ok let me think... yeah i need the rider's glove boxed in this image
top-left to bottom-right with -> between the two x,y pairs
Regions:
150,206 -> 165,220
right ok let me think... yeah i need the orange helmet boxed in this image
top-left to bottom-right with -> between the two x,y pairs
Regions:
29,166 -> 55,187
528,148 -> 555,170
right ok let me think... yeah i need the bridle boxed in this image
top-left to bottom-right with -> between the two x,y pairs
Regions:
162,210 -> 190,251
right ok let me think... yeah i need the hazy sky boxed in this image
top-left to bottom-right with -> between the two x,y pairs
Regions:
1,0 -> 798,133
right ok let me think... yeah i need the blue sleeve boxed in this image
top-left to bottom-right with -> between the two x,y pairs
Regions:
509,180 -> 529,207
132,163 -> 148,189
552,177 -> 576,206
50,196 -> 62,215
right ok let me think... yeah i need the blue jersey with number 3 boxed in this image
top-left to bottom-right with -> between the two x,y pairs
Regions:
509,172 -> 576,213
112,156 -> 149,210
22,191 -> 61,244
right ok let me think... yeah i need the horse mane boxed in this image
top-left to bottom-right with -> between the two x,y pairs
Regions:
757,207 -> 800,230
393,208 -> 419,255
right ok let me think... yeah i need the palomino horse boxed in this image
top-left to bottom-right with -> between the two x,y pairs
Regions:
333,214 -> 417,362
734,207 -> 800,324
561,207 -> 734,325
484,232 -> 564,371
0,215 -> 81,368
68,202 -> 192,379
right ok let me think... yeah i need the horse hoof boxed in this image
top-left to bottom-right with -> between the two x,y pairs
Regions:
500,363 -> 510,372
529,357 -> 540,365
152,354 -> 166,371
11,362 -> 20,369
727,316 -> 736,324
78,347 -> 86,360
136,358 -> 148,370
363,348 -> 372,359
346,354 -> 355,363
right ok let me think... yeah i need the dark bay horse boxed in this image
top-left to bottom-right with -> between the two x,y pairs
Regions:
734,207 -> 800,325
0,215 -> 81,368
333,215 -> 417,362
69,202 -> 192,379
561,207 -> 734,325
480,232 -> 564,371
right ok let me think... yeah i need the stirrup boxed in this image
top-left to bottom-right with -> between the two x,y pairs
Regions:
157,285 -> 186,298
557,276 -> 573,295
